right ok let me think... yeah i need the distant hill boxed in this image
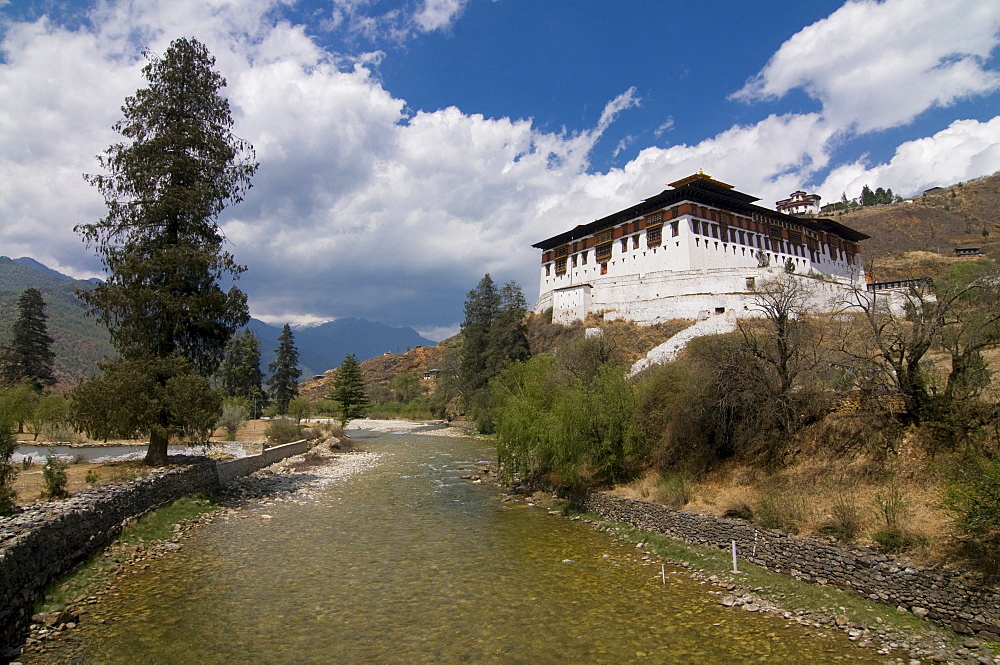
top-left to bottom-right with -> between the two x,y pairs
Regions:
298,343 -> 449,403
818,173 -> 1000,271
248,317 -> 436,379
0,256 -> 113,385
1,256 -> 435,385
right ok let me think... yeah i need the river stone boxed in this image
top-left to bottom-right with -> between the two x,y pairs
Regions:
911,606 -> 929,618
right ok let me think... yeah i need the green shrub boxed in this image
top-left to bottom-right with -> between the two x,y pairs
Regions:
656,472 -> 692,509
944,457 -> 1000,535
286,395 -> 312,424
38,421 -> 83,444
754,484 -> 808,534
85,469 -> 100,487
826,490 -> 864,542
41,455 -> 69,500
264,417 -> 301,445
218,398 -> 250,440
870,484 -> 914,552
872,529 -> 915,553
873,485 -> 908,532
944,457 -> 1000,569
491,354 -> 644,489
0,465 -> 16,515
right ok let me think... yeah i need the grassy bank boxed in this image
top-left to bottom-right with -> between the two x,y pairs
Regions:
536,496 -> 977,655
33,494 -> 217,615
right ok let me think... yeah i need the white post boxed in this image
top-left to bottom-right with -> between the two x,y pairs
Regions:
661,564 -> 666,585
731,540 -> 739,573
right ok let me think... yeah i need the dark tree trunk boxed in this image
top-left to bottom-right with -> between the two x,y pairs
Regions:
144,429 -> 170,466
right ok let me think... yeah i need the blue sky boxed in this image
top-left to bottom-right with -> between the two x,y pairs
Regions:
1,0 -> 999,340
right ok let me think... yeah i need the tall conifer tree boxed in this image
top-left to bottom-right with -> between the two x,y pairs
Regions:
267,324 -> 301,414
220,329 -> 265,414
330,353 -> 370,428
73,37 -> 257,464
458,274 -> 529,431
3,288 -> 56,390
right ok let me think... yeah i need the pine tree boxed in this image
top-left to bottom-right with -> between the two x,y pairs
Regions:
860,184 -> 876,206
458,274 -> 529,431
220,329 -> 266,415
267,324 -> 301,414
330,353 -> 370,428
73,38 -> 256,465
459,274 -> 502,397
3,288 -> 56,390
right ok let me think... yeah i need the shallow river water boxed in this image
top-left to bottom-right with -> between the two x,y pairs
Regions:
33,430 -> 880,664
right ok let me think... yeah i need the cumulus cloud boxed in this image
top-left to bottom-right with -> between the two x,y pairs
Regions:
817,117 -> 1000,201
1,0 -> 998,339
734,0 -> 1000,132
412,0 -> 469,32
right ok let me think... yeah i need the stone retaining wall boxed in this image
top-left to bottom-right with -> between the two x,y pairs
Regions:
214,439 -> 311,486
580,491 -> 1000,640
0,439 -> 310,646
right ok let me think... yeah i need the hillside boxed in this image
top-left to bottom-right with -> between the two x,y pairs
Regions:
299,343 -> 449,402
1,256 -> 436,383
0,257 -> 113,385
819,173 -> 1000,278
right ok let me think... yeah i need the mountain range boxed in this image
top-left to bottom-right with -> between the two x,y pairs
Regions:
0,257 -> 434,384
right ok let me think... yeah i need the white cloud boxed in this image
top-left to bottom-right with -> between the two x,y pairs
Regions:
1,0 -> 999,339
412,0 -> 469,32
654,117 -> 674,137
817,117 -> 1000,200
734,0 -> 1000,132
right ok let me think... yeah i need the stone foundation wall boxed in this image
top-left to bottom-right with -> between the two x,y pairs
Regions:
0,439 -> 310,646
580,491 -> 1000,640
214,439 -> 310,486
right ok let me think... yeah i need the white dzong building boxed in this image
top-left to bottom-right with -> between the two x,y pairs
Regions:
533,173 -> 868,325
775,189 -> 822,215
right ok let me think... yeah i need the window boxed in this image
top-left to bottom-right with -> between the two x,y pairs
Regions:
571,255 -> 577,267
600,262 -> 608,275
595,243 -> 612,262
621,238 -> 628,252
554,245 -> 568,258
647,226 -> 662,247
545,264 -> 551,276
646,211 -> 663,225
582,252 -> 588,265
594,228 -> 613,245
745,277 -> 755,290
671,222 -> 679,237
555,257 -> 567,275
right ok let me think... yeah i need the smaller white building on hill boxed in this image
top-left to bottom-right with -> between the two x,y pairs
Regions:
533,173 -> 869,325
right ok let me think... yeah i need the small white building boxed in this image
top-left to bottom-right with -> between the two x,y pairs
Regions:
533,173 -> 868,325
776,189 -> 822,215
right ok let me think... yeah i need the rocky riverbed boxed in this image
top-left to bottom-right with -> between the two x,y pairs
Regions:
9,440 -> 380,665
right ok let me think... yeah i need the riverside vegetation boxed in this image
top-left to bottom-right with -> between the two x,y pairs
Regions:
451,254 -> 1000,579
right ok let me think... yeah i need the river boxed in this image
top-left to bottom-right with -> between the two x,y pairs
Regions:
27,428 -> 879,663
